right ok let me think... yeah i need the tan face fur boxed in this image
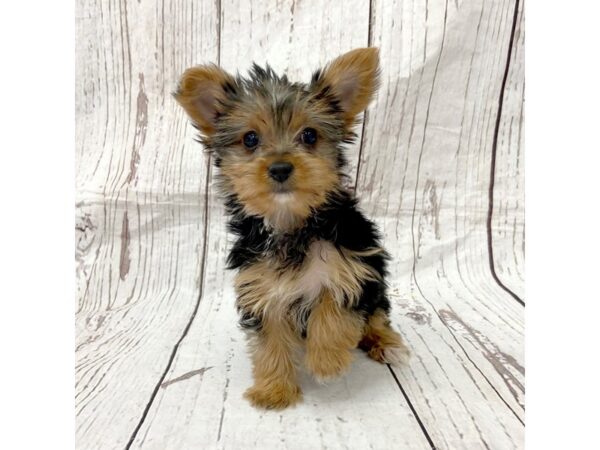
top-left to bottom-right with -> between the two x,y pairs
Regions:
174,48 -> 380,231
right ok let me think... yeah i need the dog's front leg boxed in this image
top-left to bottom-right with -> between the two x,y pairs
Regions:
244,314 -> 302,409
305,290 -> 365,381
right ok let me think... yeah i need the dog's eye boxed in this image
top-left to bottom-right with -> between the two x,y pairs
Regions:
242,131 -> 259,150
300,128 -> 318,146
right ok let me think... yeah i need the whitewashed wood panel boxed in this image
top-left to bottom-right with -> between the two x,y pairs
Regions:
76,0 -> 218,197
491,3 -> 525,301
75,0 -> 218,448
76,200 -> 206,450
357,0 -> 524,447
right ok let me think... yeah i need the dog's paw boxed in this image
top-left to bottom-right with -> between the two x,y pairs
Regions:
244,382 -> 302,410
382,344 -> 411,366
305,348 -> 354,382
368,342 -> 410,366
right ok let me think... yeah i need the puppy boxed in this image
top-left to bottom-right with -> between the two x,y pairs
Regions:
174,48 -> 409,409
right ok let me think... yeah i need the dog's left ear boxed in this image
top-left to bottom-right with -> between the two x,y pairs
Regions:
313,48 -> 380,125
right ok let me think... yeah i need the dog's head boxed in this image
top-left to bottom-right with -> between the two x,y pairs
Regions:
174,48 -> 380,230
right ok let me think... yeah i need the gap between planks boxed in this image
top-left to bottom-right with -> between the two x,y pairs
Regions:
354,0 -> 375,193
486,0 -> 525,307
125,158 -> 213,449
384,0 -> 525,439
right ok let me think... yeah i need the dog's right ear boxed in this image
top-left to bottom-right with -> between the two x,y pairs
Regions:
173,65 -> 236,135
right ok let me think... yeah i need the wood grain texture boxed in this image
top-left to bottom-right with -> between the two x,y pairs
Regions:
357,0 -> 524,447
75,0 -> 218,448
491,2 -> 525,300
75,0 -> 525,449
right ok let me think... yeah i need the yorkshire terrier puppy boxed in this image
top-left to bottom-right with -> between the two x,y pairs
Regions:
175,48 -> 409,409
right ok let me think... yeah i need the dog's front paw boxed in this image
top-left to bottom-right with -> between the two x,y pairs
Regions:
244,382 -> 302,410
305,347 -> 354,382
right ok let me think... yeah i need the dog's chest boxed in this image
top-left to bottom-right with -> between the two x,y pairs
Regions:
235,239 -> 372,321
295,240 -> 336,299
271,239 -> 340,305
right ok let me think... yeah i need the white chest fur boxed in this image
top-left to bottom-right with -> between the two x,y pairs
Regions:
234,240 -> 381,320
297,240 -> 338,301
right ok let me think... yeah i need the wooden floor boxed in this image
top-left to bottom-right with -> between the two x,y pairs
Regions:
75,0 -> 524,449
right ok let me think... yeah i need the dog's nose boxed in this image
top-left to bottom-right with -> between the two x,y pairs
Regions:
268,161 -> 294,183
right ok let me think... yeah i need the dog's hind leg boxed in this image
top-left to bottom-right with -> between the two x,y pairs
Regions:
359,308 -> 410,366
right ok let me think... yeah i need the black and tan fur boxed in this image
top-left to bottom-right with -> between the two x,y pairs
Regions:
175,48 -> 409,409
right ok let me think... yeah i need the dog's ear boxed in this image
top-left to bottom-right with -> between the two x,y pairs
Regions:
313,48 -> 380,125
173,64 -> 237,135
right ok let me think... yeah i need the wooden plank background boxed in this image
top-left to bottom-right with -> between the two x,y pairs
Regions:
75,0 -> 525,449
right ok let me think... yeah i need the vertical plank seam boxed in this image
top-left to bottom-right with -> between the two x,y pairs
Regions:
486,0 -> 525,307
356,0 -> 447,444
400,0 -> 523,434
353,0 -> 374,192
125,157 -> 212,450
354,0 -> 446,445
124,0 -> 222,446
401,1 -> 473,443
403,0 -> 524,426
387,365 -> 436,449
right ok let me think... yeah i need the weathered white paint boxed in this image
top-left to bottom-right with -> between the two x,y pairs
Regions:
76,0 -> 525,449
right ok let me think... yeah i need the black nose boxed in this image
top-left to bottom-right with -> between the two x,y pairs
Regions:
268,161 -> 294,183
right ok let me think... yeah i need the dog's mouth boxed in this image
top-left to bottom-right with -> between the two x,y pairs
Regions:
271,183 -> 293,194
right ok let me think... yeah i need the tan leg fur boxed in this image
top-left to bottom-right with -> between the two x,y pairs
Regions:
305,290 -> 365,381
244,314 -> 303,409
